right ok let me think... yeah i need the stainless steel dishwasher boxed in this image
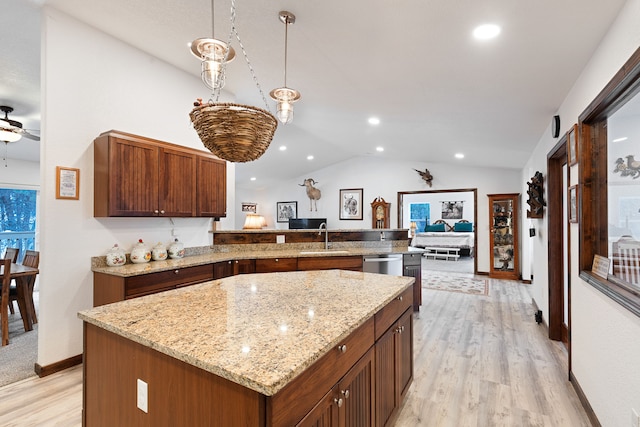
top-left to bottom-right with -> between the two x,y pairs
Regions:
362,254 -> 403,276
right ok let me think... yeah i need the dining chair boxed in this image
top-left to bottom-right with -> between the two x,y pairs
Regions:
3,248 -> 19,314
9,250 -> 40,327
1,258 -> 12,346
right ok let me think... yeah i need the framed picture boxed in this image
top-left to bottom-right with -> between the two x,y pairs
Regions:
568,124 -> 578,166
276,201 -> 297,223
568,185 -> 578,223
56,166 -> 80,200
241,202 -> 257,213
339,188 -> 363,220
441,201 -> 463,219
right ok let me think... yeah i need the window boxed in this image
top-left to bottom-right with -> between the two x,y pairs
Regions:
0,188 -> 37,262
579,46 -> 640,315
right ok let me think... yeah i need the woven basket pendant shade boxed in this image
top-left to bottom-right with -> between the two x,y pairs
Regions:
190,102 -> 278,163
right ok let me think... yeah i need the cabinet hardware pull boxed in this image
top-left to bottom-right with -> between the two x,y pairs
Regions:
341,389 -> 350,399
338,344 -> 347,353
334,397 -> 343,408
154,209 -> 159,214
397,295 -> 403,301
174,270 -> 179,274
275,259 -> 279,262
160,210 -> 165,214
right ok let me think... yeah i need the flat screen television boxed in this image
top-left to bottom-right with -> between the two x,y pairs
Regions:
288,218 -> 327,229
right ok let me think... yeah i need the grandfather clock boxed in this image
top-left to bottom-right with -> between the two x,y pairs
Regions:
371,197 -> 390,229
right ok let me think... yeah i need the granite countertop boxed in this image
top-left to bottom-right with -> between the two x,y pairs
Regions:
78,270 -> 414,396
92,245 -> 426,277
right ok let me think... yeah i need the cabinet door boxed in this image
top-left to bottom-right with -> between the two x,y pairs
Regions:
489,193 -> 520,279
403,253 -> 422,311
159,148 -> 196,217
298,256 -> 363,272
375,325 -> 397,427
197,156 -> 227,217
296,387 -> 340,427
340,348 -> 375,427
255,257 -> 298,273
396,309 -> 413,401
234,259 -> 256,275
214,261 -> 234,279
107,137 -> 159,216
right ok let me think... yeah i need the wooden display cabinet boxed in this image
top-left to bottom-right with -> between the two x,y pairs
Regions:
488,193 -> 520,280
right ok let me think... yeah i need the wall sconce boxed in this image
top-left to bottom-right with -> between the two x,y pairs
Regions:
270,11 -> 300,124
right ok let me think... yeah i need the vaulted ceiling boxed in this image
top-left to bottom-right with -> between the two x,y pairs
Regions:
0,0 -> 628,188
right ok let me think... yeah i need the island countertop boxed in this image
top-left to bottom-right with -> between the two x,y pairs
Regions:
78,270 -> 414,396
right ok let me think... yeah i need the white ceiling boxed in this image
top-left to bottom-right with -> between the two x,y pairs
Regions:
0,0 -> 627,188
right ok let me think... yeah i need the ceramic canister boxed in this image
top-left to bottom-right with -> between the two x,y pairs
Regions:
130,239 -> 151,263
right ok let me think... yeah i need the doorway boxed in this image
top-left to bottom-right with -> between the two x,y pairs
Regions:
547,137 -> 570,350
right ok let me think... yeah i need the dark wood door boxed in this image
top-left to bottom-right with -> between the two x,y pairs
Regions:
340,348 -> 374,427
107,137 -> 159,216
375,325 -> 396,427
159,148 -> 196,217
214,260 -> 234,279
296,387 -> 339,427
197,156 -> 227,217
233,259 -> 256,275
397,309 -> 413,401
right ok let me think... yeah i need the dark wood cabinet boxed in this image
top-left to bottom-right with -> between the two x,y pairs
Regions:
255,257 -> 298,273
213,259 -> 256,278
298,256 -> 363,272
94,130 -> 226,218
488,193 -> 520,280
297,348 -> 375,427
402,253 -> 422,311
93,264 -> 214,306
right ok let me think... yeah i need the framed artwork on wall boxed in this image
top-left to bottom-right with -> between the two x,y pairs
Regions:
241,202 -> 257,213
568,124 -> 578,166
339,188 -> 363,220
568,185 -> 578,223
56,166 -> 80,200
276,201 -> 297,223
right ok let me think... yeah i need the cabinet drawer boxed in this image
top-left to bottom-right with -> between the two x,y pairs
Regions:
269,317 -> 374,427
403,252 -> 422,266
297,255 -> 362,271
125,264 -> 213,298
374,286 -> 413,340
255,257 -> 298,273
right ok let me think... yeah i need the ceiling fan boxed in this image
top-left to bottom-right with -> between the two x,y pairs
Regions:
0,105 -> 40,142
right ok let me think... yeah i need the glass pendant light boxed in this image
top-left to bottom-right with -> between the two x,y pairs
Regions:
270,11 -> 300,124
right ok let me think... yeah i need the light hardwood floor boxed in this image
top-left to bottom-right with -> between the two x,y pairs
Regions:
0,277 -> 591,426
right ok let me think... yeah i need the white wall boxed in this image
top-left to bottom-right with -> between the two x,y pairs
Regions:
237,156 -> 521,273
0,159 -> 40,188
523,0 -> 640,425
37,8 -> 236,366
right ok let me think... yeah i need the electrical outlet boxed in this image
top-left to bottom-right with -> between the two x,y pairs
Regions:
276,235 -> 285,244
137,379 -> 148,413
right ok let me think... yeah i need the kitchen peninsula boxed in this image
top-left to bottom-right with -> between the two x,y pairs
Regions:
80,270 -> 414,426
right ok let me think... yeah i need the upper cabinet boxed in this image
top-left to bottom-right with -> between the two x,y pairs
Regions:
94,130 -> 226,218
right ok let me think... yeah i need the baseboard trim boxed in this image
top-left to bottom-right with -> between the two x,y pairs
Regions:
35,354 -> 83,378
569,371 -> 601,427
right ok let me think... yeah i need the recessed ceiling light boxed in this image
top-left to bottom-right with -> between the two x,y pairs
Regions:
307,155 -> 314,160
250,177 -> 257,181
613,137 -> 628,142
473,24 -> 501,40
455,153 -> 465,159
279,145 -> 287,151
376,147 -> 384,152
368,117 -> 380,125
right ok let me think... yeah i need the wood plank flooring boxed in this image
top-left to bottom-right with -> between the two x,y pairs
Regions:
0,277 -> 591,426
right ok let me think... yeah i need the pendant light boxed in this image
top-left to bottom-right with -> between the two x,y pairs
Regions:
270,11 -> 300,125
190,0 -> 236,92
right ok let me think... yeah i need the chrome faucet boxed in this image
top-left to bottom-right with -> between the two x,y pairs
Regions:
318,222 -> 329,250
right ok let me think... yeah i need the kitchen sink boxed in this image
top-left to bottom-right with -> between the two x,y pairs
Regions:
299,250 -> 351,255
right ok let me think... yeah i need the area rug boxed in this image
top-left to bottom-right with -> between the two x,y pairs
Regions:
422,272 -> 489,296
0,297 -> 38,388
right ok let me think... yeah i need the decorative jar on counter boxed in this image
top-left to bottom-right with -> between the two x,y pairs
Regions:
130,239 -> 151,263
105,244 -> 126,267
168,238 -> 185,259
151,242 -> 168,261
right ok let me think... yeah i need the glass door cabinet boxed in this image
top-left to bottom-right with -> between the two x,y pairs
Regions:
489,193 -> 520,280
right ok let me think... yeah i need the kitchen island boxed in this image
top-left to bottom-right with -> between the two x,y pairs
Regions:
79,270 -> 414,426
